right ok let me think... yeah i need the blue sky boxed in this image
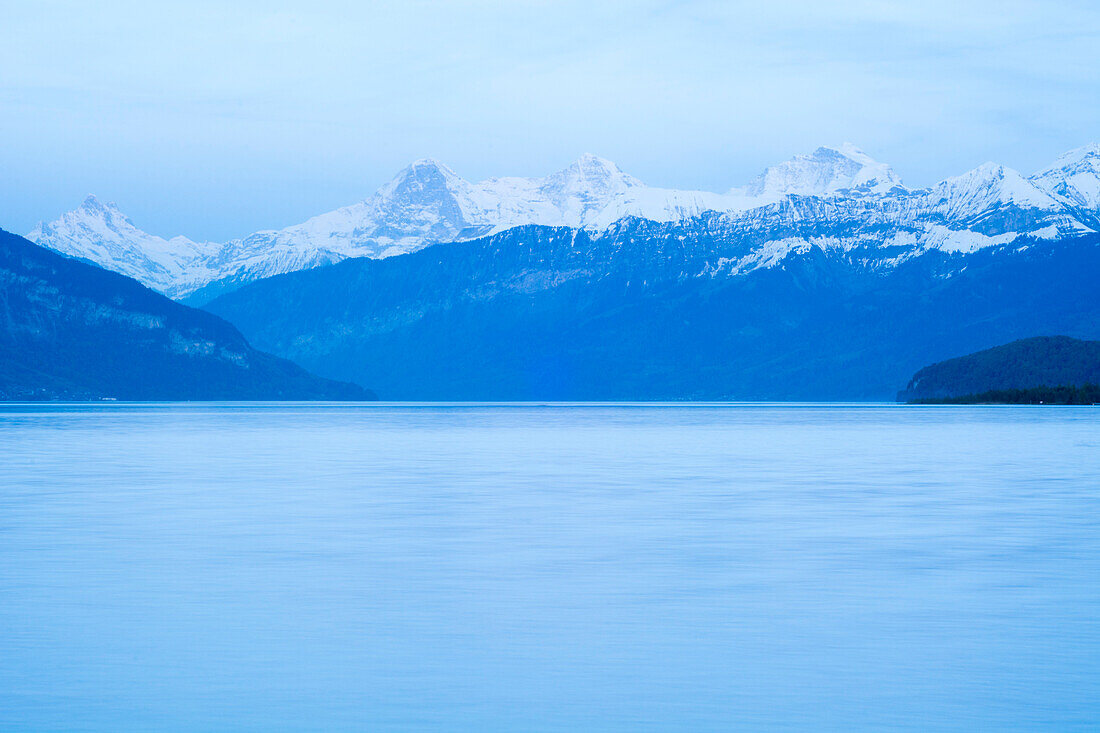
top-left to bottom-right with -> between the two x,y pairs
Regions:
2,0 -> 1099,241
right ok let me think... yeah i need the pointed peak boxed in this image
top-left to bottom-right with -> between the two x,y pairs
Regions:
571,152 -> 617,168
78,194 -> 122,215
390,157 -> 463,184
953,162 -> 1014,181
808,145 -> 848,157
936,162 -> 1056,210
548,154 -> 641,190
557,153 -> 630,179
939,162 -> 1036,192
373,158 -> 470,202
407,157 -> 450,171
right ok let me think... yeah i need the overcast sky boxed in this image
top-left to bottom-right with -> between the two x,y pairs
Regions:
2,0 -> 1098,241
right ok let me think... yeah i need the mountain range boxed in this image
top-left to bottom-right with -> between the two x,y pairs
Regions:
31,143 -> 1100,303
17,142 -> 1100,401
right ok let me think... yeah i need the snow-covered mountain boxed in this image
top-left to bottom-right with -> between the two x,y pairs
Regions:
26,143 -> 1100,299
27,196 -> 222,297
1030,143 -> 1100,213
739,143 -> 903,197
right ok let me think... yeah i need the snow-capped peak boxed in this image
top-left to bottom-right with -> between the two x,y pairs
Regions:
80,193 -> 110,210
408,156 -> 447,168
58,194 -> 125,222
31,194 -> 136,243
1029,143 -> 1100,210
543,154 -> 641,192
404,157 -> 460,177
28,196 -> 218,298
564,153 -> 639,182
739,144 -> 904,198
377,157 -> 467,198
931,162 -> 1058,217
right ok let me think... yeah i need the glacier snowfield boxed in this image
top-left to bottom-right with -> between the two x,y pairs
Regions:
1,403 -> 1098,731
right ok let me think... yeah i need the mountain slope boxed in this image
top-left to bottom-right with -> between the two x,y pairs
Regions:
0,229 -> 373,400
899,336 -> 1100,401
203,215 -> 1100,400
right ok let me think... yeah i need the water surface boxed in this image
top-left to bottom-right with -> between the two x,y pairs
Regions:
1,403 -> 1098,731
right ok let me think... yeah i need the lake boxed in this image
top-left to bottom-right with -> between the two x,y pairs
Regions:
1,403 -> 1098,731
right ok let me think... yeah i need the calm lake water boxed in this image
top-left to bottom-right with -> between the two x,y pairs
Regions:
1,403 -> 1098,731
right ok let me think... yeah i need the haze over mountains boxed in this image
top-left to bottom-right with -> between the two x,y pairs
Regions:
30,143 -> 1100,302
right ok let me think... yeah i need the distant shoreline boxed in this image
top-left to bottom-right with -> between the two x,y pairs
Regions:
907,384 -> 1100,405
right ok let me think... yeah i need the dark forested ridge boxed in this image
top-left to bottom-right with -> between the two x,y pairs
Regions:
0,229 -> 374,400
909,384 -> 1100,405
204,219 -> 1100,401
899,336 -> 1100,402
